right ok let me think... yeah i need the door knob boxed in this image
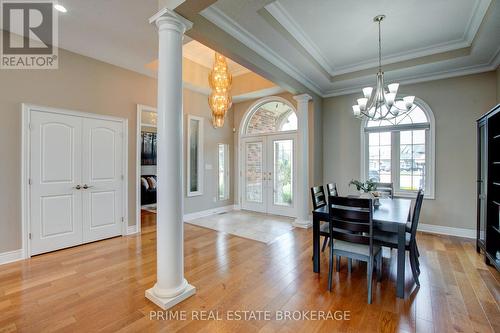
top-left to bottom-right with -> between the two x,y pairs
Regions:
82,184 -> 94,189
74,185 -> 81,190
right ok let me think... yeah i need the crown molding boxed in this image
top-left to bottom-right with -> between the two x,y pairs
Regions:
201,6 -> 324,96
323,55 -> 500,98
265,0 -> 491,77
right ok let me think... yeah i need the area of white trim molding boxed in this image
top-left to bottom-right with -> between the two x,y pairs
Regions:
145,284 -> 196,310
0,249 -> 24,265
418,224 -> 475,239
183,205 -> 235,222
127,225 -> 139,235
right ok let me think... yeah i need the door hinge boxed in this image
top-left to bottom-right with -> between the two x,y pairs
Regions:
28,122 -> 32,130
28,178 -> 32,185
121,175 -> 124,180
29,233 -> 32,240
121,217 -> 124,223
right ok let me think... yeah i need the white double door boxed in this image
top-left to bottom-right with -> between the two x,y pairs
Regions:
241,133 -> 297,217
29,110 -> 124,255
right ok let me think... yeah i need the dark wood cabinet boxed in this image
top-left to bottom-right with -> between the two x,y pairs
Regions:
477,104 -> 500,271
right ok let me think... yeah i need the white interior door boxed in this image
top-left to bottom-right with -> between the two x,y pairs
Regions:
29,108 -> 125,256
82,118 -> 124,242
30,111 -> 84,255
241,134 -> 297,217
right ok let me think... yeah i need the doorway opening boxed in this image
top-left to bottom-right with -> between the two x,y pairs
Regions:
239,97 -> 298,218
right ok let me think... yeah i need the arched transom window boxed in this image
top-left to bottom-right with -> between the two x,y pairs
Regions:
363,100 -> 435,198
244,100 -> 297,135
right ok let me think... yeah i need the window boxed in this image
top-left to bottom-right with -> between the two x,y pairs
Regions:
362,100 -> 435,198
244,100 -> 297,135
218,143 -> 230,201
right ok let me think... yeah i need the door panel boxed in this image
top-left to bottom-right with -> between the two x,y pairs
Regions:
268,135 -> 297,217
241,138 -> 267,213
82,118 -> 123,242
30,111 -> 83,255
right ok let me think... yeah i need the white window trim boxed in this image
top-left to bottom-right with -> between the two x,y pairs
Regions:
187,115 -> 204,197
360,98 -> 435,199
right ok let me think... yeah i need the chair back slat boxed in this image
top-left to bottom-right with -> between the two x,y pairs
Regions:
328,196 -> 374,247
310,186 -> 327,210
326,182 -> 338,197
409,189 -> 424,242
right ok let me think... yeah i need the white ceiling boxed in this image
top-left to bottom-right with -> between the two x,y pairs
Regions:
56,0 -> 248,78
202,0 -> 500,96
183,40 -> 250,76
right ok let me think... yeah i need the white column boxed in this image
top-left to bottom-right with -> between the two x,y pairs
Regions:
293,94 -> 313,228
145,8 -> 195,310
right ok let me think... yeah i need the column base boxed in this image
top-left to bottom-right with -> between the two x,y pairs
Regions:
145,284 -> 196,310
293,218 -> 312,229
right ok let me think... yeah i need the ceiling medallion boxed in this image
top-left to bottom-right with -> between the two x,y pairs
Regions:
352,15 -> 416,120
208,53 -> 232,128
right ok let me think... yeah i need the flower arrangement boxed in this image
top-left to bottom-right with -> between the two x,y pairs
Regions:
349,179 -> 377,193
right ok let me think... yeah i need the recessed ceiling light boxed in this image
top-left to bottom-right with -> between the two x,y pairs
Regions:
54,4 -> 67,13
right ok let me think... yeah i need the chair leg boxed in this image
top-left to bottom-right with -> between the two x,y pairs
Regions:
367,257 -> 374,304
336,256 -> 341,272
376,251 -> 382,282
348,258 -> 352,274
321,236 -> 329,252
409,246 -> 420,286
328,244 -> 334,291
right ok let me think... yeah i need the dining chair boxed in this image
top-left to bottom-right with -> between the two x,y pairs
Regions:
374,189 -> 424,286
327,196 -> 382,304
374,182 -> 394,198
310,186 -> 330,252
326,182 -> 338,197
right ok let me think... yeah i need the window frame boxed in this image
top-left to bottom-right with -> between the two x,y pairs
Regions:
360,99 -> 435,199
217,143 -> 230,201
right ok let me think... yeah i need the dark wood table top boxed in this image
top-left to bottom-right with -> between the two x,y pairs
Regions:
313,198 -> 412,232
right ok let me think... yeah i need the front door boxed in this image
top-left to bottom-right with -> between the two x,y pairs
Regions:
241,133 -> 297,217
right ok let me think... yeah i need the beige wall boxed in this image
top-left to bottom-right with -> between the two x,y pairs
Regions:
0,48 -> 235,253
183,89 -> 235,214
231,92 -> 317,207
323,72 -> 497,231
0,48 -> 155,252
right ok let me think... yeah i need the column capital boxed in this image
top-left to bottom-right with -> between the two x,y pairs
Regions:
149,7 -> 193,33
293,94 -> 312,103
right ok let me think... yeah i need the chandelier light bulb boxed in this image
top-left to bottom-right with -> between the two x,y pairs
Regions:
362,87 -> 373,99
385,92 -> 396,106
357,98 -> 368,111
388,83 -> 399,94
352,105 -> 361,116
403,96 -> 415,110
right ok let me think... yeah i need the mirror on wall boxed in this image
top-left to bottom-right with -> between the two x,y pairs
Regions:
187,115 -> 204,196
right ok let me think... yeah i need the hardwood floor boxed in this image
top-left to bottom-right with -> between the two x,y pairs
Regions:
0,210 -> 499,332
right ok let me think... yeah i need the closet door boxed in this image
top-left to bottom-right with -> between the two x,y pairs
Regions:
30,111 -> 83,255
81,118 -> 124,242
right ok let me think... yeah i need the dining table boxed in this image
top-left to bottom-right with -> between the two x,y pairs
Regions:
312,198 -> 412,299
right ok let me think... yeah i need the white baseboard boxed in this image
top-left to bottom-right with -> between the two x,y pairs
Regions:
127,224 -> 139,235
0,249 -> 24,265
418,223 -> 475,239
183,205 -> 234,222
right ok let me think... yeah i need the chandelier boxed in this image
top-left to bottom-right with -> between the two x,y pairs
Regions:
208,53 -> 232,128
352,15 -> 415,120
